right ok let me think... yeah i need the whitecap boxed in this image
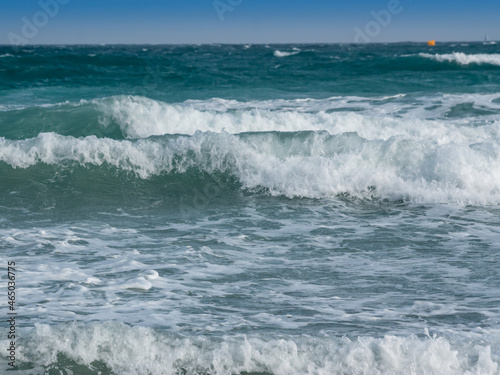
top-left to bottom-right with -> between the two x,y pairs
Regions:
10,322 -> 500,375
2,124 -> 500,205
274,49 -> 301,58
420,52 -> 500,66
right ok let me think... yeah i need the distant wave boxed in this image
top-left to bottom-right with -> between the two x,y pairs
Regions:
0,53 -> 13,58
420,52 -> 500,66
274,48 -> 301,58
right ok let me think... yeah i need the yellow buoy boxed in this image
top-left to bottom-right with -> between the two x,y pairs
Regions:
427,40 -> 436,46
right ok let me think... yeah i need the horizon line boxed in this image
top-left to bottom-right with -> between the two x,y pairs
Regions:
0,40 -> 497,47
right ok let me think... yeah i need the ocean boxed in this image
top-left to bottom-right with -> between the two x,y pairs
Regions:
1,42 -> 500,374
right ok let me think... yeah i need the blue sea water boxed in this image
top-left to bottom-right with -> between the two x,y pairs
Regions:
1,43 -> 500,374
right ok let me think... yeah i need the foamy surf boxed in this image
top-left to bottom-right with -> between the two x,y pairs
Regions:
93,95 -> 500,139
3,93 -> 500,140
3,322 -> 499,375
420,52 -> 500,66
3,43 -> 500,375
274,48 -> 301,57
1,127 -> 500,204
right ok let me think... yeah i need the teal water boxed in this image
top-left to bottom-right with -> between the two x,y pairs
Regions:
1,43 -> 500,374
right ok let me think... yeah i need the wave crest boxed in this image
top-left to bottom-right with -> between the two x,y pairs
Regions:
9,322 -> 500,375
95,94 -> 500,140
274,48 -> 301,58
420,52 -> 500,66
1,129 -> 500,204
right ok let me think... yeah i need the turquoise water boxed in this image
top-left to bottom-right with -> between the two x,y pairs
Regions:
1,43 -> 500,374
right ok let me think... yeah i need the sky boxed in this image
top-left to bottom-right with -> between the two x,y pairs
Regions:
1,0 -> 499,45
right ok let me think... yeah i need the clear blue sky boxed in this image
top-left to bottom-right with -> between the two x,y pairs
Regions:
1,0 -> 499,45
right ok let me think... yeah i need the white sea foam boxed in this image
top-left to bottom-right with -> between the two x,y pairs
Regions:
95,95 -> 500,139
3,95 -> 500,204
420,52 -> 500,66
0,53 -> 13,58
274,48 -> 301,57
1,123 -> 500,204
0,99 -> 77,112
5,322 -> 499,375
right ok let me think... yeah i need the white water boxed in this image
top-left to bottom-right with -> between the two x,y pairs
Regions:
3,94 -> 500,203
0,121 -> 500,204
94,95 -> 500,138
274,48 -> 301,57
2,322 -> 498,375
4,93 -> 500,204
420,52 -> 500,66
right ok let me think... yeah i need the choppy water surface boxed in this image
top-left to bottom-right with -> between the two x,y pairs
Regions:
1,43 -> 500,374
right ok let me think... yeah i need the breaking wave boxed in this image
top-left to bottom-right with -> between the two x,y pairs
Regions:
274,48 -> 301,58
4,322 -> 499,375
1,125 -> 500,204
419,52 -> 500,66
